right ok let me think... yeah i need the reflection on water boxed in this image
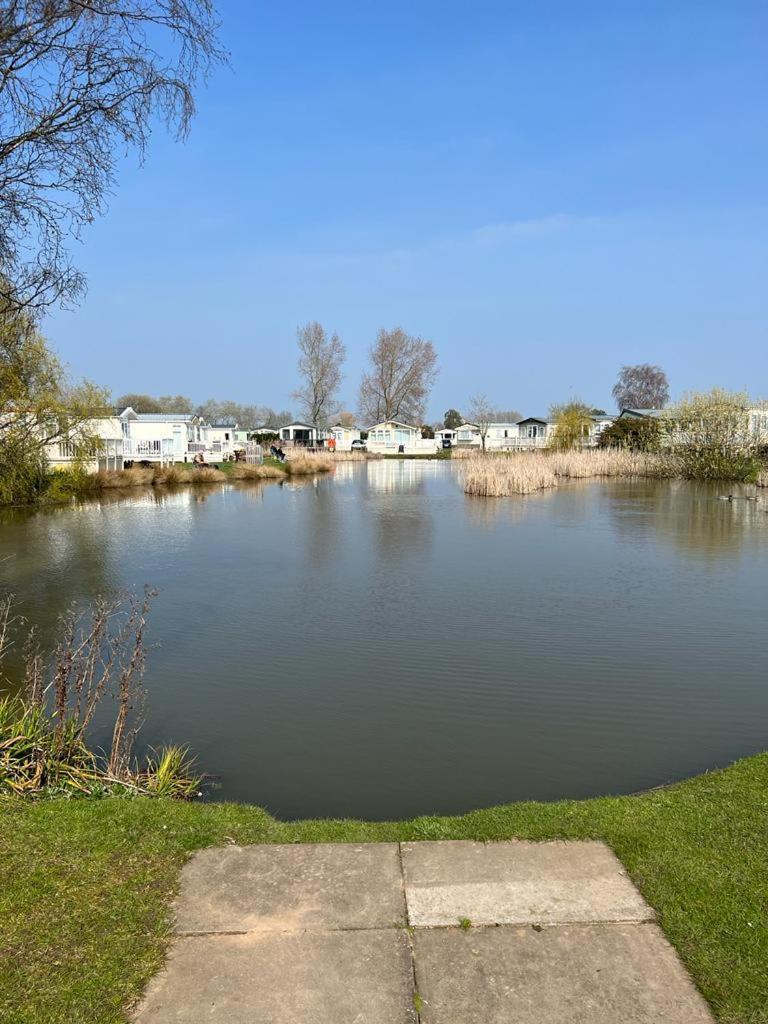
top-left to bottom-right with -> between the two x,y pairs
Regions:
603,479 -> 768,561
1,466 -> 767,820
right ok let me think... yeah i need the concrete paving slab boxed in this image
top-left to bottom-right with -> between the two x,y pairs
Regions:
401,840 -> 653,926
174,843 -> 404,934
135,928 -> 417,1024
412,922 -> 714,1023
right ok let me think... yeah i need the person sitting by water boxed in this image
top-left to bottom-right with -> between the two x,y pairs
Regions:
193,450 -> 207,468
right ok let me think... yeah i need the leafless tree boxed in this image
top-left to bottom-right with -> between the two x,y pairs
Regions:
612,364 -> 669,411
358,327 -> 438,425
0,1 -> 225,311
292,321 -> 345,427
468,393 -> 495,452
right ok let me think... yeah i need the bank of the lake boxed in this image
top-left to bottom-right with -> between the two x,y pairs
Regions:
3,464 -> 768,816
2,752 -> 767,1024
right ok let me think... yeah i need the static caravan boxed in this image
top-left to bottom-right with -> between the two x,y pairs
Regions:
366,420 -> 437,455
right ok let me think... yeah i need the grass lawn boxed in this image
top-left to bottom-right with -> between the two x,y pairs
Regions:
1,753 -> 767,1024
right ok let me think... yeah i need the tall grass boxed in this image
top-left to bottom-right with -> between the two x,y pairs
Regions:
463,455 -> 557,496
461,449 -> 674,496
326,450 -> 379,461
0,590 -> 200,799
548,449 -> 673,478
283,451 -> 333,475
231,462 -> 284,480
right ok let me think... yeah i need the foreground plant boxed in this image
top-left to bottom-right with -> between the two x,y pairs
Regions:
0,590 -> 200,799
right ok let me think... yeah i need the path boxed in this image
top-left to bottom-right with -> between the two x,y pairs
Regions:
135,840 -> 713,1023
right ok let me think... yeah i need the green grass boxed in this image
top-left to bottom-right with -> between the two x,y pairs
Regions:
1,753 -> 767,1023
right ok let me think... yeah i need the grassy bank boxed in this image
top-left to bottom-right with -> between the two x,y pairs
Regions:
1,753 -> 767,1023
41,453 -> 336,503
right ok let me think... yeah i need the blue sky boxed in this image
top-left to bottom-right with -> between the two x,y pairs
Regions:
46,0 -> 768,420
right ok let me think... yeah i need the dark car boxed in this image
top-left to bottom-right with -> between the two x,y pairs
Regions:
441,438 -> 453,449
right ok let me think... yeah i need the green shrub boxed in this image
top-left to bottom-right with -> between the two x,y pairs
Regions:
598,416 -> 663,452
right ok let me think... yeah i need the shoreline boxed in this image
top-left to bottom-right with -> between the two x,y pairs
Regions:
2,750 -> 767,1023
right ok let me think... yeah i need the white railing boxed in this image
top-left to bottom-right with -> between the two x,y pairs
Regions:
123,438 -> 175,461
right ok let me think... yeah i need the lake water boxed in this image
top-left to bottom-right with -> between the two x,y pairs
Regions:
1,461 -> 767,820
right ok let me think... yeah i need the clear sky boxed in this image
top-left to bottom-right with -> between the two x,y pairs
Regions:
45,0 -> 768,421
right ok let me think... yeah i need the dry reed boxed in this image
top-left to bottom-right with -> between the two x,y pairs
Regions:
283,451 -> 333,475
92,465 -> 227,489
187,467 -> 227,484
326,450 -> 380,461
461,449 -> 674,497
232,462 -> 284,480
463,455 -> 557,496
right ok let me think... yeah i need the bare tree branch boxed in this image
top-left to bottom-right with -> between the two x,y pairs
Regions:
0,0 -> 226,311
358,327 -> 438,425
291,321 -> 345,427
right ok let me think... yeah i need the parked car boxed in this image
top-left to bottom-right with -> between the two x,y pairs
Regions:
351,438 -> 367,452
441,438 -> 453,449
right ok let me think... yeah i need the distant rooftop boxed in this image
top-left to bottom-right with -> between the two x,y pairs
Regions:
619,408 -> 665,419
119,408 -> 193,422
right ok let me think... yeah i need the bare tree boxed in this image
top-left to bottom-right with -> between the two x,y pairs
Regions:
116,393 -> 194,414
0,1 -> 225,311
468,394 -> 494,452
612,364 -> 669,411
292,321 -> 345,427
358,327 -> 438,425
491,407 -> 522,423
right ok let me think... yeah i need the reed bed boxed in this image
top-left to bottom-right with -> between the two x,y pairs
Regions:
92,465 -> 228,489
461,449 -> 674,497
231,462 -> 284,480
463,455 -> 557,496
283,451 -> 333,475
327,450 -> 381,461
548,449 -> 672,478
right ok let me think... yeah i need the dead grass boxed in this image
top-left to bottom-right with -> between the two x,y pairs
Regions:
231,463 -> 284,480
463,455 -> 557,496
186,467 -> 227,484
462,449 -> 674,496
327,450 -> 380,461
283,451 -> 333,475
548,449 -> 672,478
90,466 -> 227,489
93,467 -> 156,488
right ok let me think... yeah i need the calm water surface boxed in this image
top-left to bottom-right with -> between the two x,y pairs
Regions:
1,461 -> 767,819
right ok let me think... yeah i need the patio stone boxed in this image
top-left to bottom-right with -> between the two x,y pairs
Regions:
174,842 -> 405,934
412,922 -> 714,1023
401,839 -> 653,927
134,928 -> 416,1024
